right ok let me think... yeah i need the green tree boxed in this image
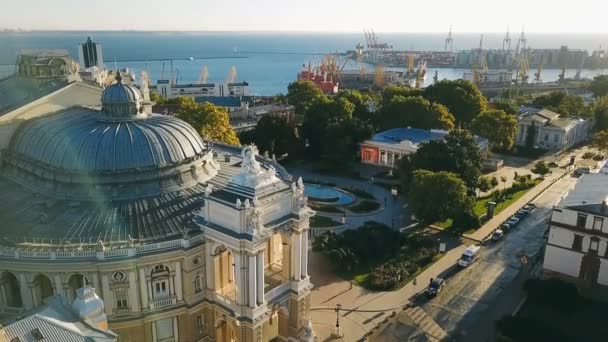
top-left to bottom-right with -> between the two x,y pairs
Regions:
477,176 -> 493,194
149,91 -> 165,104
409,170 -> 471,225
286,80 -> 327,115
592,97 -> 608,131
336,89 -> 376,126
423,79 -> 488,125
500,176 -> 507,189
322,118 -> 373,163
248,115 -> 299,157
491,99 -> 518,115
589,75 -> 608,98
380,85 -> 423,107
380,96 -> 455,130
525,121 -> 537,150
532,161 -> 550,177
558,95 -> 587,117
592,130 -> 608,154
490,176 -> 499,189
302,97 -> 355,157
471,109 -> 519,150
175,97 -> 240,145
397,129 -> 482,190
532,91 -> 566,108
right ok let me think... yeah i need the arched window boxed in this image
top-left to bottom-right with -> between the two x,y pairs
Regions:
151,265 -> 171,299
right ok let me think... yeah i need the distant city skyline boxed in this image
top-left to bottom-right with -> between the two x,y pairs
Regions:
1,0 -> 606,33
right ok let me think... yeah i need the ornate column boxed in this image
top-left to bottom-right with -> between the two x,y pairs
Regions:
152,321 -> 157,342
173,316 -> 180,341
0,283 -> 8,307
174,261 -> 183,301
139,268 -> 149,310
54,275 -> 65,299
301,231 -> 309,279
168,272 -> 174,297
205,242 -> 215,291
101,274 -> 113,315
234,252 -> 243,305
293,233 -> 302,280
248,254 -> 256,308
128,271 -> 140,312
256,251 -> 264,305
18,274 -> 33,310
92,273 -> 101,294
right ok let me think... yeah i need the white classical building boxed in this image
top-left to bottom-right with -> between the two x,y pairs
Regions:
543,174 -> 608,290
0,75 -> 315,342
515,108 -> 590,151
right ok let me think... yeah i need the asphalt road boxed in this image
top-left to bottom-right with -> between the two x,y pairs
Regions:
418,174 -> 579,339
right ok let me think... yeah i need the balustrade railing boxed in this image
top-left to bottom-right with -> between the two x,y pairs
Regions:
112,307 -> 132,317
0,234 -> 204,261
149,296 -> 178,310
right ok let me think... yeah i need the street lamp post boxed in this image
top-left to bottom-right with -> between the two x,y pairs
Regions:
334,303 -> 342,337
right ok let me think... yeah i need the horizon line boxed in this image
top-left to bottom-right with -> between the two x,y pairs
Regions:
2,28 -> 608,35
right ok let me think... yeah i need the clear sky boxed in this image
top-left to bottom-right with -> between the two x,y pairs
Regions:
2,0 -> 606,33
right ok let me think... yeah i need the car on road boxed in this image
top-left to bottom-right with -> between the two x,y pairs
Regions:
459,245 -> 481,267
491,229 -> 504,241
426,278 -> 445,298
507,216 -> 520,226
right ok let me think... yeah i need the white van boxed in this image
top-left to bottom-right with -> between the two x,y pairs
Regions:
458,245 -> 480,267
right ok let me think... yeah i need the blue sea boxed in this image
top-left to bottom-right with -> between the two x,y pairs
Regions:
1,31 -> 608,95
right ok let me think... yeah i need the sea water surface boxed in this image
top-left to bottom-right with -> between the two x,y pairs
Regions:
1,31 -> 608,95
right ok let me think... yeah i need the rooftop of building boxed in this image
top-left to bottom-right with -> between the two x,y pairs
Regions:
0,75 -> 69,116
559,173 -> 608,212
248,104 -> 294,115
1,294 -> 116,342
365,127 -> 488,148
195,96 -> 247,107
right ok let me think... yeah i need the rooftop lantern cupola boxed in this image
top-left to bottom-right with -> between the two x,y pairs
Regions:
100,71 -> 147,121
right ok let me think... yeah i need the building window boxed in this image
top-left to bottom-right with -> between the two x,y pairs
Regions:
589,239 -> 599,252
194,275 -> 202,294
593,217 -> 604,231
572,234 -> 583,251
576,213 -> 588,229
115,288 -> 128,309
544,134 -> 549,141
553,134 -> 559,143
197,315 -> 204,328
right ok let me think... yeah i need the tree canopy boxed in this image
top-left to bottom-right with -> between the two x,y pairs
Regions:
490,99 -> 519,115
532,91 -> 588,117
175,97 -> 240,145
398,129 -> 482,190
590,75 -> 608,98
423,79 -> 488,125
471,109 -> 519,150
242,115 -> 299,157
286,80 -> 327,115
380,95 -> 455,131
532,161 -> 550,176
592,97 -> 608,131
336,89 -> 377,127
592,130 -> 608,154
409,170 -> 471,225
380,85 -> 423,107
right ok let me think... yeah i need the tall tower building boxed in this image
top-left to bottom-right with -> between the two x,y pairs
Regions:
78,36 -> 104,69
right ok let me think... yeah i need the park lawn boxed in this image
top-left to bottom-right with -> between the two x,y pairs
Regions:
436,179 -> 542,231
310,216 -> 341,228
473,179 -> 542,217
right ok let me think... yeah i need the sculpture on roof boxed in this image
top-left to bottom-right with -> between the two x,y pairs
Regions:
292,177 -> 308,211
230,145 -> 280,189
246,206 -> 264,234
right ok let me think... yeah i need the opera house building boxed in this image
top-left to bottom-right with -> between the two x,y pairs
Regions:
0,74 -> 314,342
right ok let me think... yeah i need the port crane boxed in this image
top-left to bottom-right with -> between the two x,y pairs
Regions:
444,25 -> 454,52
503,26 -> 512,51
534,54 -> 543,83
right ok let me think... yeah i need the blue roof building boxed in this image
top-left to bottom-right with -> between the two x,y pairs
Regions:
361,127 -> 489,168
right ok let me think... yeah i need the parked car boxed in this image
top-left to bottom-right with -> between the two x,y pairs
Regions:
501,223 -> 510,231
507,216 -> 520,226
491,229 -> 504,241
522,204 -> 535,213
516,209 -> 528,218
459,245 -> 481,267
548,161 -> 559,168
426,278 -> 445,298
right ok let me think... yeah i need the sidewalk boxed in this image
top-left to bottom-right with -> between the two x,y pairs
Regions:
463,169 -> 567,242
